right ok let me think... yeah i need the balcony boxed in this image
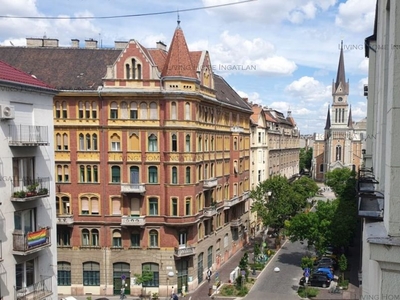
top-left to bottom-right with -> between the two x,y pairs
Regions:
231,126 -> 244,133
174,245 -> 196,258
230,218 -> 242,227
121,216 -> 146,226
358,176 -> 379,193
203,206 -> 217,217
11,177 -> 50,202
13,227 -> 51,255
121,183 -> 146,194
15,275 -> 53,300
224,196 -> 240,207
242,191 -> 250,201
8,124 -> 49,146
203,178 -> 218,189
56,215 -> 74,225
358,191 -> 384,220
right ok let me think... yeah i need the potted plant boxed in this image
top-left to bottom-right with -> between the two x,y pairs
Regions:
26,183 -> 39,197
151,292 -> 159,300
13,190 -> 26,198
38,187 -> 48,195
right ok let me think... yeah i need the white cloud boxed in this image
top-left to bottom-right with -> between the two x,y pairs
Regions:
358,57 -> 369,73
285,76 -> 331,102
335,0 -> 376,33
202,0 -> 337,24
236,90 -> 263,105
208,31 -> 296,76
269,101 -> 290,112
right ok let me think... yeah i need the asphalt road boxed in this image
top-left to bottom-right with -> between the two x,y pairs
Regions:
244,240 -> 312,300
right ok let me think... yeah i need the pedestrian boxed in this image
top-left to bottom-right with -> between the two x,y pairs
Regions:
172,292 -> 178,300
171,286 -> 175,298
206,268 -> 212,282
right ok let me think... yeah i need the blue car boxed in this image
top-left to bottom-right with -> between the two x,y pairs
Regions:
313,267 -> 334,280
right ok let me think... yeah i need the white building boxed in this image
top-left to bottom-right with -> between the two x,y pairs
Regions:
361,0 -> 400,298
0,60 -> 58,299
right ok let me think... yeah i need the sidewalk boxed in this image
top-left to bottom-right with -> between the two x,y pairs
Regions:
186,234 -> 275,300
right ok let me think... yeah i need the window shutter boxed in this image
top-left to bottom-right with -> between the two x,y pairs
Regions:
112,198 -> 121,215
91,198 -> 99,213
81,198 -> 89,211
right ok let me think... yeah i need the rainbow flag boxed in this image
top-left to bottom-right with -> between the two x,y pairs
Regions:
27,228 -> 47,248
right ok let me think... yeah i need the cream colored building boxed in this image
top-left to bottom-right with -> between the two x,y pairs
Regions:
361,0 -> 400,298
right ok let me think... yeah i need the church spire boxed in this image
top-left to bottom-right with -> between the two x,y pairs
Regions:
347,105 -> 353,128
335,40 -> 346,91
325,106 -> 331,129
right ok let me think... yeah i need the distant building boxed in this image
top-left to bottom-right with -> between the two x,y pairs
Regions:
312,42 -> 366,181
0,60 -> 58,299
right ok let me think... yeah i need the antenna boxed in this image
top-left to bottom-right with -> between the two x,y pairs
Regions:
177,9 -> 180,27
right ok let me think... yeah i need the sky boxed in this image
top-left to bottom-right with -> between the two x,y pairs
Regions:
0,0 -> 376,134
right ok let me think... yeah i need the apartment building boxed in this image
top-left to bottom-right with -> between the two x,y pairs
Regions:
0,61 -> 58,299
0,23 -> 252,297
249,104 -> 300,237
360,0 -> 400,297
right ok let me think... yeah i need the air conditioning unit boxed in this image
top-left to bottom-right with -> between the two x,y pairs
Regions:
0,105 -> 15,119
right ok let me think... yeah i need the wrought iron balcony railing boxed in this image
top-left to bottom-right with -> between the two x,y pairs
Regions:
15,275 -> 53,300
8,125 -> 49,146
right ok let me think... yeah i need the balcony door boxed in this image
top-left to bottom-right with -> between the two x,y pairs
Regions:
130,166 -> 139,184
15,209 -> 35,233
13,157 -> 34,190
178,232 -> 187,249
16,259 -> 35,293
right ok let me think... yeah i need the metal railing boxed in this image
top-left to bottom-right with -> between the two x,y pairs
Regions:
15,275 -> 53,300
11,177 -> 50,201
13,227 -> 51,253
8,125 -> 49,146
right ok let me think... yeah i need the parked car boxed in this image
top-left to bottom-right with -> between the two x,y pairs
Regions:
314,261 -> 335,273
300,274 -> 332,288
312,267 -> 334,280
314,257 -> 337,270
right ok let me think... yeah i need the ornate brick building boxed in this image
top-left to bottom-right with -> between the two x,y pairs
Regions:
0,23 -> 252,297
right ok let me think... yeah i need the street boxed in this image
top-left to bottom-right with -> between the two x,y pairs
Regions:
244,240 -> 312,300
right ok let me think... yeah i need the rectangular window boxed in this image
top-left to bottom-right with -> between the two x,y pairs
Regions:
58,263 -> 71,286
172,198 -> 178,216
149,198 -> 158,215
83,262 -> 100,286
185,199 -> 191,216
131,233 -> 140,247
111,142 -> 121,151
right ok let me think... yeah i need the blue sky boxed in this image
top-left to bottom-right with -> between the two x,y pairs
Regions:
0,0 -> 375,134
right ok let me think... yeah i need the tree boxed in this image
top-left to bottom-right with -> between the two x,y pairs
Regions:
324,168 -> 353,198
299,148 -> 313,172
291,176 -> 319,210
301,256 -> 314,270
134,266 -> 154,297
338,254 -> 348,283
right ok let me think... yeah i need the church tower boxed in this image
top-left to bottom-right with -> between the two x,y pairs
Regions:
312,41 -> 365,181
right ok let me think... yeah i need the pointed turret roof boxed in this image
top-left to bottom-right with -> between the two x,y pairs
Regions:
347,105 -> 353,128
335,40 -> 346,91
161,23 -> 197,78
325,106 -> 331,129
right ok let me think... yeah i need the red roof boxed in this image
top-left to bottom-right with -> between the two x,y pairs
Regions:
0,60 -> 55,90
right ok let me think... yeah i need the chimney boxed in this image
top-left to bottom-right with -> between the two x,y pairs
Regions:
71,39 -> 80,48
26,37 -> 59,47
85,38 -> 98,49
114,41 -> 128,49
242,97 -> 248,103
156,41 -> 167,51
43,38 -> 59,47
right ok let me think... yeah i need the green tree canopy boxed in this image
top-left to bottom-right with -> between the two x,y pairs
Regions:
299,148 -> 313,172
324,168 -> 354,198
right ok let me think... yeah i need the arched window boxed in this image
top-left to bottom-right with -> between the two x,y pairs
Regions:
83,261 -> 100,286
172,167 -> 178,184
171,102 -> 177,120
140,102 -> 147,119
336,145 -> 342,161
92,134 -> 98,150
120,101 -> 128,119
130,102 -> 138,119
185,102 -> 191,120
62,101 -> 68,118
112,229 -> 122,247
55,101 -> 61,118
56,133 -> 61,150
149,102 -> 158,119
142,263 -> 159,286
130,166 -> 140,183
137,64 -> 142,79
233,137 -> 238,150
91,102 -> 97,119
79,101 -> 84,118
85,101 -> 90,118
57,262 -> 71,286
172,134 -> 177,151
148,166 -> 158,183
186,167 -> 191,184
185,134 -> 191,152
110,102 -> 118,119
207,246 -> 213,268
79,133 -> 84,150
86,133 -> 91,150
111,166 -> 121,183
126,64 -> 131,79
198,136 -> 202,151
82,229 -> 90,245
148,134 -> 158,152
63,133 -> 69,150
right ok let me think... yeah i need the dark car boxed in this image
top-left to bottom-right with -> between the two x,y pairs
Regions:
314,257 -> 337,270
300,274 -> 331,288
314,262 -> 334,273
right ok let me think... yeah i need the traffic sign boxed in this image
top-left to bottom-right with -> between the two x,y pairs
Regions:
121,274 -> 126,280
